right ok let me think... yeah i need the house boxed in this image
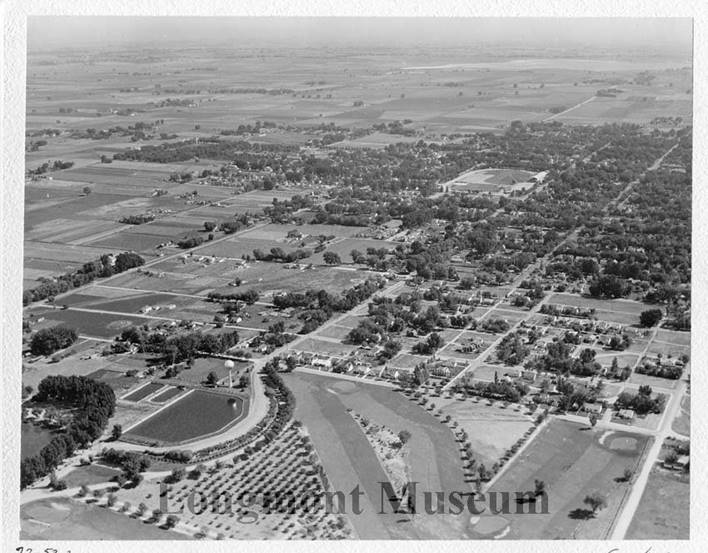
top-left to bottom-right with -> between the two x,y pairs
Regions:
521,369 -> 537,382
583,402 -> 603,415
617,408 -> 635,420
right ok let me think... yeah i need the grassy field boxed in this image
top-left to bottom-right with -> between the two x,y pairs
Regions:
548,293 -> 646,315
62,464 -> 122,488
479,419 -> 651,540
626,467 -> 689,539
436,397 -> 534,468
21,498 -> 188,540
284,371 -> 472,539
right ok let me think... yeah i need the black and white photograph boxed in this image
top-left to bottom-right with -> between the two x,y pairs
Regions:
1,3 -> 704,550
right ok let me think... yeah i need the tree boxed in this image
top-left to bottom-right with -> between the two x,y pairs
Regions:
111,424 -> 122,440
664,449 -> 679,466
205,371 -> 219,386
82,186 -> 92,195
588,275 -> 628,299
413,364 -> 430,386
589,413 -> 598,427
534,479 -> 545,497
30,326 -> 78,356
165,514 -> 179,528
583,492 -> 607,514
639,309 -> 663,328
398,430 -> 412,445
323,251 -> 342,265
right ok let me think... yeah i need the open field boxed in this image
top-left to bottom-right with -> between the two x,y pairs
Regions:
548,293 -> 646,315
626,467 -> 689,539
436,397 -> 534,468
479,419 -> 651,539
62,464 -> 122,488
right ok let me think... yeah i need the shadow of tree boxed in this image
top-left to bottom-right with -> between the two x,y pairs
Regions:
568,508 -> 595,520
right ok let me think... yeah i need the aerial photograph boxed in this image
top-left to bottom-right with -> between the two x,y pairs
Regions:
17,16 -> 691,541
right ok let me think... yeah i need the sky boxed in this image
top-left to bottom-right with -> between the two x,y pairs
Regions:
28,17 -> 693,57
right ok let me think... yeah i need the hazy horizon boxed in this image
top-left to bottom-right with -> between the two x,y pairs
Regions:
28,17 -> 692,59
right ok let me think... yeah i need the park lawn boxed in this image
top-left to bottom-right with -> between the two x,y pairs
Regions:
484,420 -> 651,540
626,467 -> 689,539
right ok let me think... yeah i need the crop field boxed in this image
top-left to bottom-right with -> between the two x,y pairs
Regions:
25,217 -> 123,245
122,382 -> 166,402
149,386 -> 185,404
122,390 -> 248,446
656,329 -> 690,346
477,420 -> 651,539
30,306 -> 161,339
555,95 -> 692,125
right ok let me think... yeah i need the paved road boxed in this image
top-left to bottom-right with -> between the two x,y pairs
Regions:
609,375 -> 688,539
